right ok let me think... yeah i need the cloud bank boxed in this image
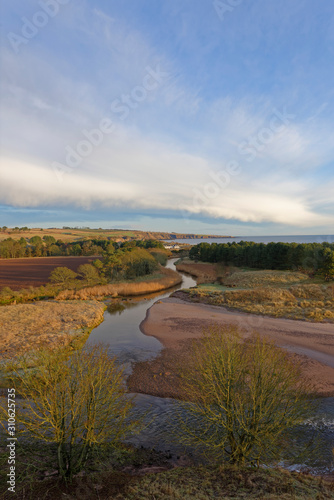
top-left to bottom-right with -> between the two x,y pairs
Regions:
1,0 -> 334,234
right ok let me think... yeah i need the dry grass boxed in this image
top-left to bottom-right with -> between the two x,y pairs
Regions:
56,266 -> 181,300
178,266 -> 333,322
175,260 -> 224,284
176,262 -> 309,288
187,284 -> 334,322
291,284 -> 334,300
118,466 -> 334,500
223,269 -> 308,288
225,288 -> 297,304
0,300 -> 105,359
0,459 -> 332,500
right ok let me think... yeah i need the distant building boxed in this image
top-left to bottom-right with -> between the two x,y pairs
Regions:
163,243 -> 180,250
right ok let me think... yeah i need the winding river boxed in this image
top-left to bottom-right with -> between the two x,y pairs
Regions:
87,259 -> 196,366
87,259 -> 334,473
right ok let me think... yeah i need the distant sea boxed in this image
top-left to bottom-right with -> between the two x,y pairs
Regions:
166,235 -> 334,245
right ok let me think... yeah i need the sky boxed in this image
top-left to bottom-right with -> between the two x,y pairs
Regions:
0,0 -> 334,236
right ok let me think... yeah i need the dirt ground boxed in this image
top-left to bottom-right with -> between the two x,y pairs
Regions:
0,256 -> 98,290
127,297 -> 334,398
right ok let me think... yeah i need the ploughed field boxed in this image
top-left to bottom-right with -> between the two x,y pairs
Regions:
0,256 -> 97,290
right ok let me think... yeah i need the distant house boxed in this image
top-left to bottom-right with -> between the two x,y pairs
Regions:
163,243 -> 180,250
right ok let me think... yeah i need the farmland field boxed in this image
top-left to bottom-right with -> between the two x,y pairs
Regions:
0,256 -> 98,290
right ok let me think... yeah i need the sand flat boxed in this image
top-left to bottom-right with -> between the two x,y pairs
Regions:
138,297 -> 334,397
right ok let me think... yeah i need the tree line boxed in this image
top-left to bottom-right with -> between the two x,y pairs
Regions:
189,241 -> 334,279
0,236 -> 165,259
49,247 -> 160,287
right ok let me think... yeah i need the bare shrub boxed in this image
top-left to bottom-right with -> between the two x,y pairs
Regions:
176,325 -> 315,467
1,345 -> 139,480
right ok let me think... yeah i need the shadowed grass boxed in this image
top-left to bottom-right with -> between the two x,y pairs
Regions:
0,459 -> 333,499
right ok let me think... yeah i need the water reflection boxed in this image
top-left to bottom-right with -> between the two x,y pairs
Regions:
87,260 -> 334,473
87,259 -> 196,365
125,394 -> 334,474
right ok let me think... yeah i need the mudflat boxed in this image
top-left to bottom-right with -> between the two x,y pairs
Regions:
130,297 -> 334,397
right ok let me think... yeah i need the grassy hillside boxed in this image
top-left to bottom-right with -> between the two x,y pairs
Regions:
0,227 -> 226,243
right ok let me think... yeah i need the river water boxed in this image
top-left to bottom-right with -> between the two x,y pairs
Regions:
87,260 -> 334,473
87,259 -> 196,366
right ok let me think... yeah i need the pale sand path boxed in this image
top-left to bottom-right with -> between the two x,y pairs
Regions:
140,297 -> 334,396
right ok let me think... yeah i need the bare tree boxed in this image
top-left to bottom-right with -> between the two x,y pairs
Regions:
176,325 -> 315,467
2,345 -> 139,480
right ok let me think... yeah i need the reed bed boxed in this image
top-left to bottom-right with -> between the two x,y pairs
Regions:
56,266 -> 182,300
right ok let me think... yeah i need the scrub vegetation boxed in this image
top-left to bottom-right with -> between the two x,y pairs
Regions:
55,266 -> 181,300
177,241 -> 334,322
0,345 -> 139,481
175,325 -> 314,467
183,272 -> 334,322
0,240 -> 175,304
0,328 -> 332,499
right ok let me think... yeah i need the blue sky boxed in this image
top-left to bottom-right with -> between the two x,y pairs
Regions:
0,0 -> 334,235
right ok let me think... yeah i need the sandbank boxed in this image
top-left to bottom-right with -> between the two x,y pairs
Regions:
135,297 -> 334,397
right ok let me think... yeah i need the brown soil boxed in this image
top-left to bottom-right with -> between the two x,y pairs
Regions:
128,338 -> 334,399
127,339 -> 194,399
128,297 -> 334,398
0,256 -> 99,290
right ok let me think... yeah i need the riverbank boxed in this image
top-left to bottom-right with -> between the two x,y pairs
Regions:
175,261 -> 334,322
0,266 -> 182,360
128,297 -> 334,398
175,260 -> 223,283
0,300 -> 106,360
56,266 -> 182,300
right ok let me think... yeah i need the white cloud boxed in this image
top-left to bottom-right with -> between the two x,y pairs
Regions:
1,4 -> 334,233
1,130 -> 333,229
